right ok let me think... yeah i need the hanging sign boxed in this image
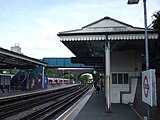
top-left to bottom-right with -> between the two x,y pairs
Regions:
142,69 -> 157,106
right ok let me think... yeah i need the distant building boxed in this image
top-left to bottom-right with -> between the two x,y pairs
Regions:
11,44 -> 22,54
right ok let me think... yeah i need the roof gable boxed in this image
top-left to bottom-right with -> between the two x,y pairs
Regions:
83,16 -> 133,29
59,16 -> 145,34
81,16 -> 144,32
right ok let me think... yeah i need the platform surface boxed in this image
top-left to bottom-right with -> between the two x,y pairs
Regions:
74,89 -> 141,120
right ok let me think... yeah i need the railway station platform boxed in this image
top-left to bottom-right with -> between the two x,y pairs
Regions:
57,87 -> 142,120
0,84 -> 77,99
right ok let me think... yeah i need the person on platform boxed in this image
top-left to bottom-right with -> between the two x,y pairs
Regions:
0,85 -> 5,93
96,85 -> 100,94
93,81 -> 97,89
100,80 -> 104,92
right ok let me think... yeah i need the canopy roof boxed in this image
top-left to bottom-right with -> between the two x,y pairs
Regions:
0,47 -> 47,69
58,16 -> 158,67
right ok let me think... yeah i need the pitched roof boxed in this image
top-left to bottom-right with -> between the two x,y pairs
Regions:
58,16 -> 148,35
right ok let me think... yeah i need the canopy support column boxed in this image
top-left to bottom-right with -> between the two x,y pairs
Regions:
42,66 -> 45,88
105,34 -> 111,113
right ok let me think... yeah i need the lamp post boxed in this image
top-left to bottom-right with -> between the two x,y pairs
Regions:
128,0 -> 150,120
128,0 -> 149,69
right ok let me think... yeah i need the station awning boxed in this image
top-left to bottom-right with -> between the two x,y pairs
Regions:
58,16 -> 159,67
0,47 -> 47,69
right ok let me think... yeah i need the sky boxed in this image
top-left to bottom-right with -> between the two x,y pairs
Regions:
0,0 -> 159,59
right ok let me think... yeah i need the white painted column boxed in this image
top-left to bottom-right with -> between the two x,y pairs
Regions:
42,66 -> 45,88
105,37 -> 111,112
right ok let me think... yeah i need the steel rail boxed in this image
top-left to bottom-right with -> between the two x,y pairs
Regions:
43,85 -> 90,120
0,85 -> 82,119
20,85 -> 90,120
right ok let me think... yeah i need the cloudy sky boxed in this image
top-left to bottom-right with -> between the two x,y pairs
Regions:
0,0 -> 159,59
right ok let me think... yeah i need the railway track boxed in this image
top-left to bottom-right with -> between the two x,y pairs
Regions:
20,85 -> 90,120
0,84 -> 91,120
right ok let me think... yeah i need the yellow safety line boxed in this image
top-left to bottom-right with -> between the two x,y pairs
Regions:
131,107 -> 144,120
63,105 -> 78,120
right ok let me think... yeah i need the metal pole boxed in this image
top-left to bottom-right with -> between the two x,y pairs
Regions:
143,0 -> 149,70
143,0 -> 150,120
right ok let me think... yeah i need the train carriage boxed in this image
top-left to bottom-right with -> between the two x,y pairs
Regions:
48,77 -> 69,85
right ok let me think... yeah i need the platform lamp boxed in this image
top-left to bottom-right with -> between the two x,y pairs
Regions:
127,0 -> 139,4
128,0 -> 149,120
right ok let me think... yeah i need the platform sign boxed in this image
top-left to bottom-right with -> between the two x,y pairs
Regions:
142,69 -> 157,106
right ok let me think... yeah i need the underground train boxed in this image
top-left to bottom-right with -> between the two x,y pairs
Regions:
48,77 -> 69,85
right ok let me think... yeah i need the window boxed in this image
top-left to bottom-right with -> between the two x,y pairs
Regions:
112,73 -> 129,84
118,74 -> 123,84
112,74 -> 117,84
124,74 -> 129,84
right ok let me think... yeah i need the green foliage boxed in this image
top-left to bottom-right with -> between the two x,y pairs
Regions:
10,69 -> 19,74
80,74 -> 92,83
60,73 -> 75,80
0,69 -> 18,75
152,11 -> 160,31
45,68 -> 57,78
0,69 -> 3,74
150,10 -> 160,61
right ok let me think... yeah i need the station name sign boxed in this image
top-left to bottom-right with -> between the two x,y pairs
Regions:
142,69 -> 157,106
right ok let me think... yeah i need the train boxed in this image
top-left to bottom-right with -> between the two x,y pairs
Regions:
48,77 -> 69,85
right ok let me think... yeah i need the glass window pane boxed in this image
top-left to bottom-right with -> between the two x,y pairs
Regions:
124,74 -> 129,84
112,74 -> 117,84
118,74 -> 123,84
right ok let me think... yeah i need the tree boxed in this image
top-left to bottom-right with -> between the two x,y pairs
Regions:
150,11 -> 160,118
0,68 -> 18,74
45,68 -> 57,78
149,10 -> 160,63
10,69 -> 19,74
80,74 -> 92,83
63,73 -> 75,79
152,10 -> 160,32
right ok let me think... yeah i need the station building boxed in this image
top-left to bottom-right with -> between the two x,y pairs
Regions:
58,16 -> 158,107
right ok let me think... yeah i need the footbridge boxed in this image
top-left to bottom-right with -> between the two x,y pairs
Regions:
42,58 -> 95,68
42,58 -> 98,82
